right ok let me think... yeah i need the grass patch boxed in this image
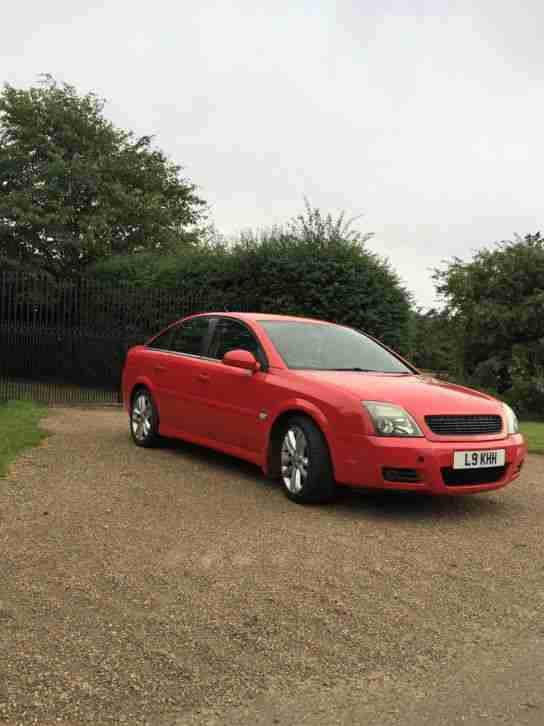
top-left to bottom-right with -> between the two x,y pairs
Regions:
0,400 -> 48,477
520,421 -> 544,455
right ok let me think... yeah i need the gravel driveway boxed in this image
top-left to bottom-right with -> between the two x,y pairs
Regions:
1,407 -> 543,725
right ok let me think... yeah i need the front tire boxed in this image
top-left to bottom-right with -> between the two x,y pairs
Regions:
279,416 -> 336,504
130,388 -> 160,448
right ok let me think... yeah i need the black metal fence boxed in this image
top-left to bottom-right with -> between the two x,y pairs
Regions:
0,271 -> 247,405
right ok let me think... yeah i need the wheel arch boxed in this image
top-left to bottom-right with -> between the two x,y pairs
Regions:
265,404 -> 334,479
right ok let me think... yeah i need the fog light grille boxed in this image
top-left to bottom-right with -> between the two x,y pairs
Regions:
382,467 -> 420,483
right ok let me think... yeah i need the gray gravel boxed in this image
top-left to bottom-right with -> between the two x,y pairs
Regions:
1,407 -> 543,725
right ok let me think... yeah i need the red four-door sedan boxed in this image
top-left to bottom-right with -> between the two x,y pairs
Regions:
122,313 -> 527,504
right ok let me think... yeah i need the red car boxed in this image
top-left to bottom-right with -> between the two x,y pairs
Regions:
122,313 -> 526,504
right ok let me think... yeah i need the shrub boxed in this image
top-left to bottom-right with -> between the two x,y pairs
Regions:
88,206 -> 414,354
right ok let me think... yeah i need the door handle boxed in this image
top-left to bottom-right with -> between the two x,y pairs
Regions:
154,365 -> 167,373
197,373 -> 210,383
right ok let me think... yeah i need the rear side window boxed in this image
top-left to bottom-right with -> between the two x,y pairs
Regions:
208,318 -> 262,360
148,327 -> 175,350
169,317 -> 210,356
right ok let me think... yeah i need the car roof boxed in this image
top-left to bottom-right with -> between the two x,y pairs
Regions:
190,312 -> 331,324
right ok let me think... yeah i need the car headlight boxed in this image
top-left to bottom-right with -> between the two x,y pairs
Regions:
362,401 -> 424,437
503,403 -> 519,434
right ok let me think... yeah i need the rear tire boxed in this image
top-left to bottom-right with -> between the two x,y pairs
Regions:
279,416 -> 336,504
130,388 -> 160,448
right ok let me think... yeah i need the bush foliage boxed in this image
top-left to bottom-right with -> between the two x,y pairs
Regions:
89,206 -> 414,354
430,232 -> 544,416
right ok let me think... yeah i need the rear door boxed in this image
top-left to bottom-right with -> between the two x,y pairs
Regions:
151,316 -> 213,437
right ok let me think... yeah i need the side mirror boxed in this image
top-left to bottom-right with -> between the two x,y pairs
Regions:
222,349 -> 261,372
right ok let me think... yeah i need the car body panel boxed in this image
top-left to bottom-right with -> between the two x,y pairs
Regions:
184,355 -> 269,453
122,312 -> 528,497
289,370 -> 508,442
128,347 -> 210,438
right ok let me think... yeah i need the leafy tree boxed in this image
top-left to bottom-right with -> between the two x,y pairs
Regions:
433,232 -> 544,413
409,307 -> 459,374
0,76 -> 206,277
90,204 -> 414,354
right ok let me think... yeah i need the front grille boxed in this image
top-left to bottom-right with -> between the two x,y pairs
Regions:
382,467 -> 420,483
441,465 -> 508,486
425,415 -> 502,436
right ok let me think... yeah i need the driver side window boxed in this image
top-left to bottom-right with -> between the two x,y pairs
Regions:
208,319 -> 262,362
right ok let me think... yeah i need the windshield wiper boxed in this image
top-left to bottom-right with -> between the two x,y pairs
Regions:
327,368 -> 415,374
328,367 -> 375,372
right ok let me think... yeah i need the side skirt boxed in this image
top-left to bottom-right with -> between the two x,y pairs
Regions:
159,424 -> 265,469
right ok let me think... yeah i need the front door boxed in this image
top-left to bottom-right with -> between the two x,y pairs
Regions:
202,317 -> 269,454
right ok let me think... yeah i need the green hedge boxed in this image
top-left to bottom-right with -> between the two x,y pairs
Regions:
88,224 -> 413,354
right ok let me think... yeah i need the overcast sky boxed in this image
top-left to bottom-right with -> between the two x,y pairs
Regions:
3,0 -> 543,307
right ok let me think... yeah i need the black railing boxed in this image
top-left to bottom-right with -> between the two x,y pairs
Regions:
0,271 -> 249,404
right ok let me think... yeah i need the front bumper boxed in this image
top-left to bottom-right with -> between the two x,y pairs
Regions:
333,433 -> 527,495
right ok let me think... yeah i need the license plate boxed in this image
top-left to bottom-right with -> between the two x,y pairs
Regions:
453,449 -> 506,469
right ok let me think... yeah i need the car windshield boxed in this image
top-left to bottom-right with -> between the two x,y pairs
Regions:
259,321 -> 414,373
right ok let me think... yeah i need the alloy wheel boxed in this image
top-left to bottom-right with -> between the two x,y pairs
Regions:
281,426 -> 309,494
131,392 -> 153,442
